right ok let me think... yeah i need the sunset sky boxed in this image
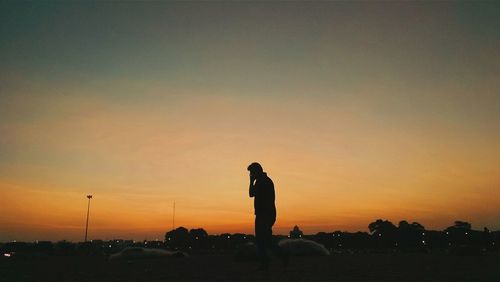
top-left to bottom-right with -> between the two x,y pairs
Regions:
1,2 -> 499,242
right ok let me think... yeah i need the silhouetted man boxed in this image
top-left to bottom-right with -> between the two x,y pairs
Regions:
247,162 -> 287,270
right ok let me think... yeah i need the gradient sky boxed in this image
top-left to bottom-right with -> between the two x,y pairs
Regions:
1,2 -> 499,242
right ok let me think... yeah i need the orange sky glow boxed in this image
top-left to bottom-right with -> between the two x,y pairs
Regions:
1,2 -> 499,241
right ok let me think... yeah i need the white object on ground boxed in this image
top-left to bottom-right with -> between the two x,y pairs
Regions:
109,247 -> 186,260
279,239 -> 330,256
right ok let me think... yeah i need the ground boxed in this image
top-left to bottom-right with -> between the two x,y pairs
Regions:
2,253 -> 500,282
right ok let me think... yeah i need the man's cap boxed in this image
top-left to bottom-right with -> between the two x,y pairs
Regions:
247,162 -> 263,173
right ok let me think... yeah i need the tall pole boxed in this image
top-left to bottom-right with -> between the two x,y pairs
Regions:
172,200 -> 175,230
84,195 -> 92,242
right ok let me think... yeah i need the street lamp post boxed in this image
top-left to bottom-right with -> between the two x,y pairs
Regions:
84,195 -> 93,242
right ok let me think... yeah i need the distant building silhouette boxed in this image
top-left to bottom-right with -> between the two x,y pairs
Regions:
289,225 -> 303,239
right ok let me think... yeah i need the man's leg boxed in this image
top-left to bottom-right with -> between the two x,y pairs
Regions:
255,217 -> 269,270
265,215 -> 289,267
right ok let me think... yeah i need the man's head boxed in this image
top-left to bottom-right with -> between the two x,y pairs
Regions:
247,162 -> 264,179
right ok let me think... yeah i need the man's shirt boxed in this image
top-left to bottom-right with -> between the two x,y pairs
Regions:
249,173 -> 276,217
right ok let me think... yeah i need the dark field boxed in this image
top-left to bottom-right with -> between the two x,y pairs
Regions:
2,253 -> 500,282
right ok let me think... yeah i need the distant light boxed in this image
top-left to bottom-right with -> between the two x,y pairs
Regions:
243,236 -> 246,239
116,241 -> 119,243
465,232 -> 468,235
338,244 -> 342,247
168,238 -> 171,241
288,235 -> 291,238
3,253 -> 11,257
378,234 -> 382,237
448,243 -> 452,246
422,233 -> 425,236
492,242 -> 495,245
395,243 -> 398,246
195,237 -> 198,240
144,241 -> 148,244
299,235 -> 302,238
446,232 -> 449,235
227,236 -> 230,239
108,245 -> 112,248
338,234 -> 341,237
35,240 -> 39,244
12,240 -> 16,243
422,240 -> 426,245
90,240 -> 93,243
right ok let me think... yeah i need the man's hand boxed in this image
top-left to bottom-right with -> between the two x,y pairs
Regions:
249,174 -> 256,197
250,174 -> 256,184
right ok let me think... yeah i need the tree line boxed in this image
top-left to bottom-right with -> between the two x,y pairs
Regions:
162,219 -> 498,254
1,219 -> 497,256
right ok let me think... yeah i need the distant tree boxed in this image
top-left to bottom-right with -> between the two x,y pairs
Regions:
165,226 -> 189,239
445,221 -> 472,232
397,220 -> 426,249
455,221 -> 471,230
411,222 -> 425,231
165,227 -> 190,249
369,219 -> 397,248
398,221 -> 425,232
188,228 -> 208,250
368,219 -> 397,235
398,220 -> 410,229
444,221 -> 473,247
189,228 -> 208,239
